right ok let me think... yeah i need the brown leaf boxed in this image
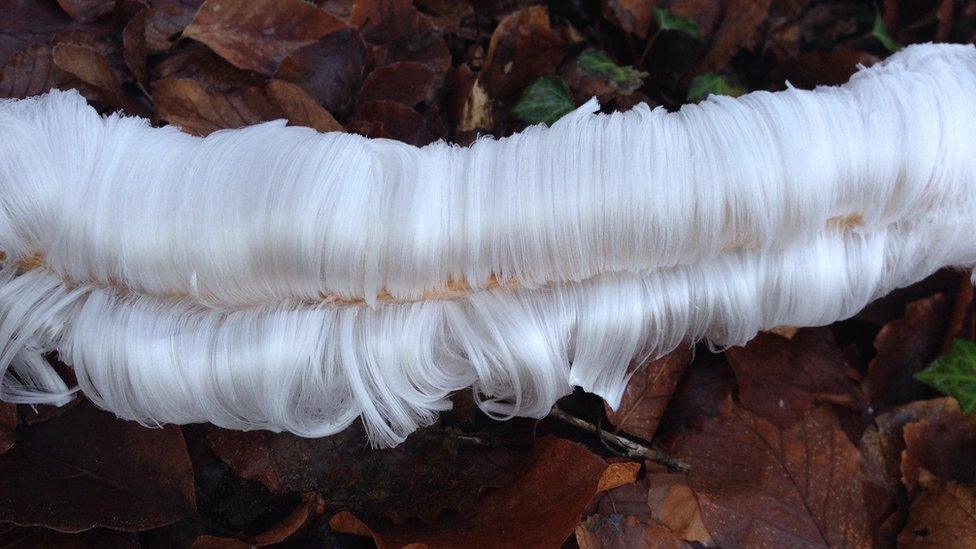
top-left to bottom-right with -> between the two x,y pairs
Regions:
697,0 -> 772,72
606,348 -> 692,441
183,0 -> 346,75
480,6 -> 569,105
601,0 -> 654,39
596,461 -> 641,492
122,8 -> 148,86
358,61 -> 435,107
673,405 -> 871,547
275,27 -> 366,117
266,79 -> 343,133
725,328 -> 863,427
364,436 -> 608,548
206,424 -> 529,523
645,464 -> 713,545
0,400 -> 196,532
52,43 -> 122,96
898,480 -> 976,547
0,0 -> 74,66
144,0 -> 204,52
576,515 -> 683,549
350,99 -> 444,146
0,402 -> 15,454
56,0 -> 116,23
153,77 -> 278,135
864,294 -> 948,410
191,492 -> 323,547
901,408 -> 976,492
155,42 -> 262,92
0,44 -> 72,99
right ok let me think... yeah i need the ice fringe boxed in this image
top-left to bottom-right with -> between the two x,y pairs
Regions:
1,43 -> 975,446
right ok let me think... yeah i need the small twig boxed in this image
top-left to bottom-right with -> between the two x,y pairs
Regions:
548,406 -> 690,472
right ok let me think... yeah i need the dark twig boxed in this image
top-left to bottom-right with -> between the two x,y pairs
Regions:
548,407 -> 690,472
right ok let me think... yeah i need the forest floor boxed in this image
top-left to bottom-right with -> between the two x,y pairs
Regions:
1,0 -> 976,547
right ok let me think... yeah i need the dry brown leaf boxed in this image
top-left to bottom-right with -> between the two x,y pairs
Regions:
56,0 -> 116,23
145,0 -> 204,52
266,79 -> 343,133
596,461 -> 641,492
153,77 -> 278,135
358,61 -> 435,107
898,480 -> 976,547
275,27 -> 366,117
52,42 -> 121,96
576,514 -> 684,549
697,0 -> 771,71
645,465 -> 713,545
350,99 -> 445,146
901,410 -> 976,492
673,405 -> 871,547
606,348 -> 692,441
0,401 -> 196,532
0,402 -> 15,454
725,328 -> 863,427
362,437 -> 607,548
0,44 -> 72,99
122,8 -> 149,86
480,6 -> 569,105
864,293 -> 948,410
183,0 -> 346,75
601,0 -> 655,39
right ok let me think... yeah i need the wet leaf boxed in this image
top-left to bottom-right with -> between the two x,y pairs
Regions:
480,6 -> 569,105
872,12 -> 902,53
687,72 -> 745,102
865,294 -> 948,410
673,405 -> 871,547
916,339 -> 976,413
898,480 -> 976,546
725,328 -> 863,427
183,0 -> 346,75
56,0 -> 115,23
606,348 -> 692,441
0,401 -> 196,532
577,49 -> 648,95
362,437 -> 608,548
511,75 -> 574,126
653,6 -> 700,39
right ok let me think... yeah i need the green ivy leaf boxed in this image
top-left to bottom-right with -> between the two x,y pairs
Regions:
512,76 -> 575,126
652,7 -> 700,40
577,50 -> 649,95
687,73 -> 746,103
871,13 -> 902,53
916,339 -> 976,414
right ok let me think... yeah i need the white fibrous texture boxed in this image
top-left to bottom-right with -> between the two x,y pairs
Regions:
0,43 -> 975,446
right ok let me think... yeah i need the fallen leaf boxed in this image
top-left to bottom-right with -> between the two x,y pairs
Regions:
576,515 -> 683,549
725,328 -> 863,427
266,79 -> 343,133
653,5 -> 701,39
596,461 -> 641,492
601,0 -> 654,39
364,437 -> 608,548
0,44 -> 72,99
898,480 -> 976,547
144,0 -> 204,52
275,27 -> 366,117
183,0 -> 346,75
349,0 -> 450,73
673,405 -> 871,547
0,0 -> 74,66
191,492 -> 323,547
606,348 -> 692,441
358,61 -> 435,107
645,464 -> 713,545
350,99 -> 444,146
901,410 -> 976,492
0,400 -> 196,532
697,0 -> 771,71
56,0 -> 115,23
207,424 -> 529,523
577,49 -> 648,95
686,72 -> 745,102
122,8 -> 148,86
865,294 -> 948,410
52,42 -> 123,100
0,524 -> 139,547
153,77 -> 278,135
0,402 -> 15,454
480,6 -> 569,105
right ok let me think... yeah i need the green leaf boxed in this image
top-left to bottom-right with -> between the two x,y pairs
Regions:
916,339 -> 976,414
687,73 -> 746,103
871,13 -> 902,53
652,7 -> 700,40
512,76 -> 575,126
577,50 -> 649,95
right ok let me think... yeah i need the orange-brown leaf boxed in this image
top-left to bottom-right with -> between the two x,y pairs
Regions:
606,348 -> 692,441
